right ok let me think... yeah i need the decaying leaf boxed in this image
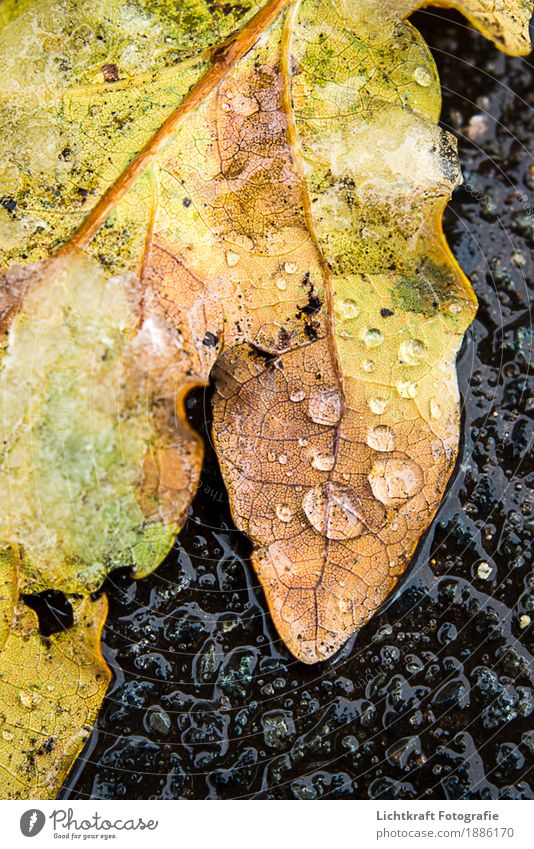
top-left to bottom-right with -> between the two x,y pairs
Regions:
0,547 -> 110,798
0,0 -> 532,795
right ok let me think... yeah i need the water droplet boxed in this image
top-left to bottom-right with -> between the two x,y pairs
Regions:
289,387 -> 306,402
363,359 -> 375,373
226,250 -> 240,267
519,614 -> 531,629
363,328 -> 383,347
221,100 -> 231,111
276,504 -> 293,523
2,730 -> 13,741
369,397 -> 388,415
337,298 -> 359,319
477,561 -> 492,580
449,303 -> 462,315
430,399 -> 442,420
302,481 -> 365,540
413,65 -> 432,86
396,380 -> 417,398
367,425 -> 395,452
278,453 -> 288,465
398,338 -> 426,366
298,437 -> 308,447
276,276 -> 287,291
284,262 -> 297,274
311,453 -> 335,471
307,389 -> 343,425
368,456 -> 423,504
19,690 -> 40,710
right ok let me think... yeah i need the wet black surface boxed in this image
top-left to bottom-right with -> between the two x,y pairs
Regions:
61,10 -> 533,800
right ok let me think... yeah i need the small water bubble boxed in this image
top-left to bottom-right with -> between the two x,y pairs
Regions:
289,388 -> 306,402
367,424 -> 395,452
276,504 -> 293,523
19,690 -> 40,710
284,262 -> 297,274
449,303 -> 462,315
413,65 -> 432,86
337,298 -> 359,319
363,359 -> 375,373
225,250 -> 240,267
396,380 -> 417,398
430,399 -> 442,420
368,397 -> 388,415
363,328 -> 383,347
519,614 -> 531,629
311,453 -> 335,471
398,338 -> 426,366
298,437 -> 308,447
278,453 -> 288,465
275,276 -> 287,291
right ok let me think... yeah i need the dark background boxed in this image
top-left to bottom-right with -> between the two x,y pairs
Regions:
60,9 -> 533,800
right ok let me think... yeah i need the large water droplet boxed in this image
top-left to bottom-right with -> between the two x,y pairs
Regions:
278,453 -> 288,465
307,389 -> 343,425
284,262 -> 297,274
302,481 -> 365,540
363,328 -> 384,347
367,424 -> 395,452
398,338 -> 426,366
368,456 -> 423,504
275,276 -> 287,291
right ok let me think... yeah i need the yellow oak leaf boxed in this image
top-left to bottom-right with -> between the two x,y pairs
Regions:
0,0 -> 531,686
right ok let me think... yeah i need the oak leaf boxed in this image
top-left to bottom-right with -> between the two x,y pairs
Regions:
0,546 -> 110,799
0,0 -> 532,797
